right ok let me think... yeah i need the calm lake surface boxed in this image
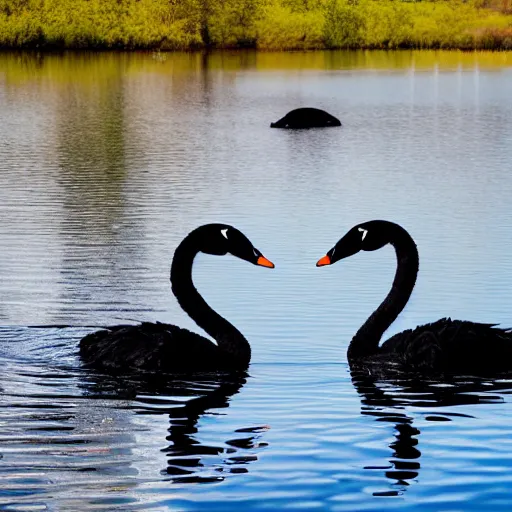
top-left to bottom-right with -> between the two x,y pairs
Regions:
1,50 -> 512,511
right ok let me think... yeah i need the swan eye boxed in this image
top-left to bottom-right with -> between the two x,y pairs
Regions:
253,248 -> 260,257
221,228 -> 228,239
358,227 -> 368,241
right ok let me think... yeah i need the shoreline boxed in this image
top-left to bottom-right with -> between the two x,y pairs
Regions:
1,45 -> 512,53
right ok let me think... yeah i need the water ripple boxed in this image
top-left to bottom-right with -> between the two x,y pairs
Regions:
2,51 -> 512,510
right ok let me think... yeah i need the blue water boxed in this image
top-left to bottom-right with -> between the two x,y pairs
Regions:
1,50 -> 512,510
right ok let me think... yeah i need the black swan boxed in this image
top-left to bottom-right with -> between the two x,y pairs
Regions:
79,224 -> 274,373
270,108 -> 341,129
316,220 -> 512,373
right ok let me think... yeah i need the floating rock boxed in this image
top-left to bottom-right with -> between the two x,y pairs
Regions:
270,108 -> 341,129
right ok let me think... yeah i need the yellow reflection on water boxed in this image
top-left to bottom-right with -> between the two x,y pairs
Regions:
1,50 -> 511,86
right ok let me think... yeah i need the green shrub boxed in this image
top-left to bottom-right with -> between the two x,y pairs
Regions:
256,4 -> 324,49
324,0 -> 366,48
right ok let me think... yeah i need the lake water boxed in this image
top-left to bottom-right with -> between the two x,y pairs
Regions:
1,50 -> 512,510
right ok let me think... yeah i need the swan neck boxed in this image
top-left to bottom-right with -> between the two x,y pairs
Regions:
170,234 -> 251,366
348,225 -> 419,360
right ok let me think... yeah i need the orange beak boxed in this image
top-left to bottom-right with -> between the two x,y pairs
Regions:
257,255 -> 275,268
316,255 -> 331,267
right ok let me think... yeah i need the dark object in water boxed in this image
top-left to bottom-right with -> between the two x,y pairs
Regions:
270,108 -> 342,129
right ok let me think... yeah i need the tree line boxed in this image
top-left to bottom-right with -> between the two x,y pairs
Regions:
1,0 -> 511,50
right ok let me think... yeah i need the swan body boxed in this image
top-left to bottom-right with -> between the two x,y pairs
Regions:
377,318 -> 512,373
270,108 -> 341,129
80,322 -> 243,372
80,224 -> 274,373
317,220 -> 512,373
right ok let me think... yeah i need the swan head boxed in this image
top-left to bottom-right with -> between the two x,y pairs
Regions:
195,224 -> 275,268
316,220 -> 391,266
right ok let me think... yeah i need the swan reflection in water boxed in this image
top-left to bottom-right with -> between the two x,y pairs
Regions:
350,363 -> 512,496
83,369 -> 268,484
0,326 -> 269,510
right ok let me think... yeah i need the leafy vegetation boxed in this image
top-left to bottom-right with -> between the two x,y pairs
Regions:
1,0 -> 511,50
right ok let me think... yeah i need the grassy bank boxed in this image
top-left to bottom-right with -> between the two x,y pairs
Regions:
1,0 -> 511,51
